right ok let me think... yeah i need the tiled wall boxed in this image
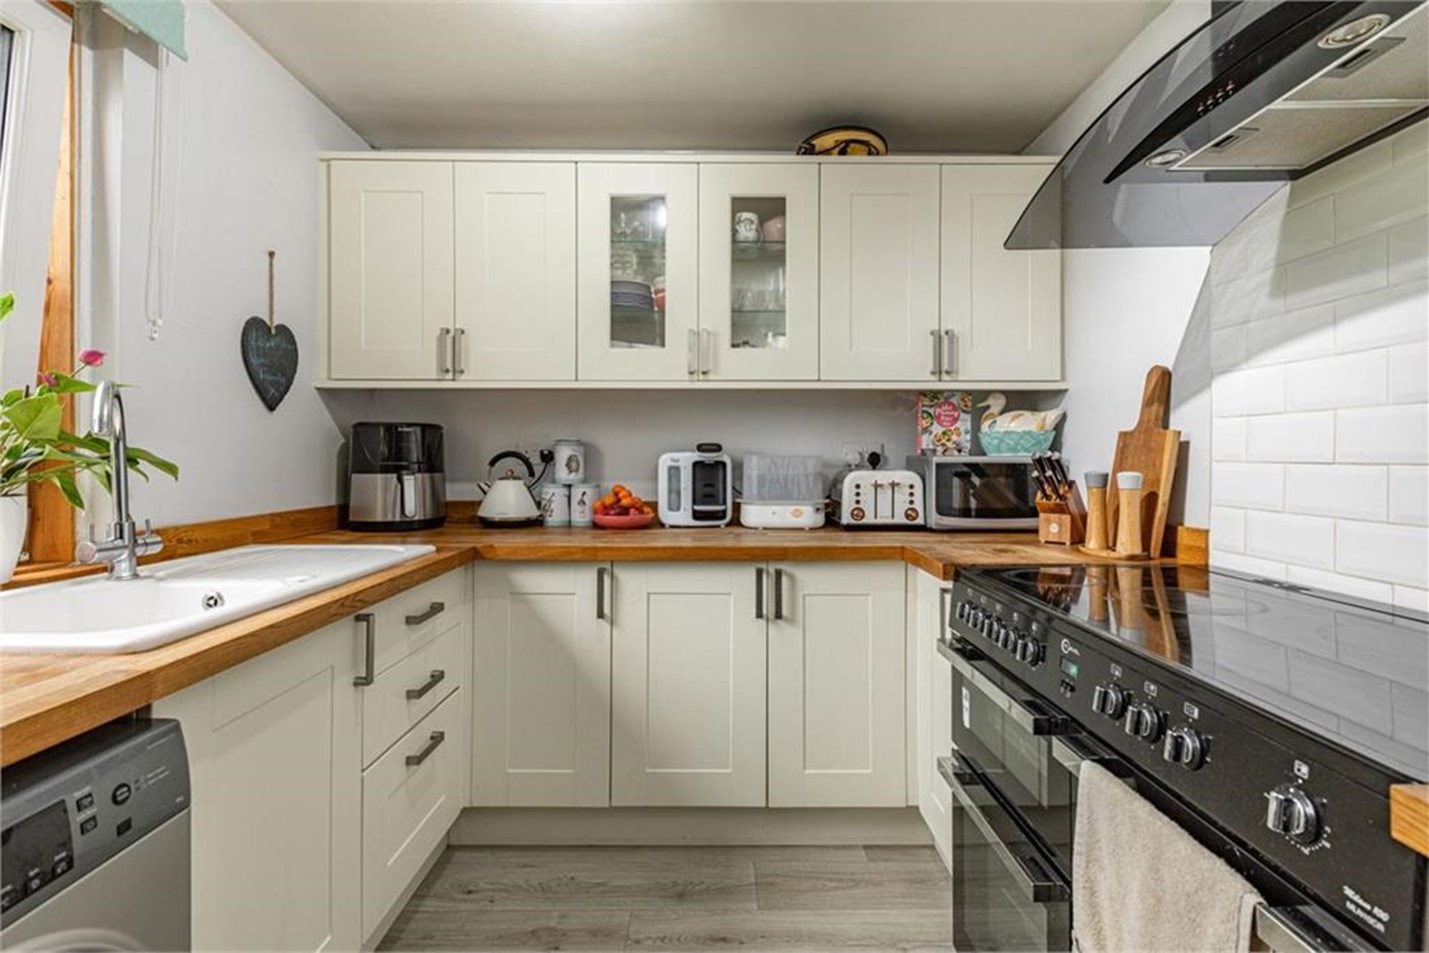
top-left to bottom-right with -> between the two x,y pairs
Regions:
1209,121 -> 1428,611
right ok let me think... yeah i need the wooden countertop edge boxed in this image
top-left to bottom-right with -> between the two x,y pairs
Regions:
1390,784 -> 1429,858
0,547 -> 471,767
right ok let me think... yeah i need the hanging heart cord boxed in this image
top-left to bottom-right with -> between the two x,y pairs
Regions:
268,249 -> 276,333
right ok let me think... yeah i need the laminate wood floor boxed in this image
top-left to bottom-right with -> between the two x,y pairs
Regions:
379,846 -> 952,951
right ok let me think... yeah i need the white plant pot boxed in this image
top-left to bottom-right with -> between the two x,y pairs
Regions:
0,490 -> 28,585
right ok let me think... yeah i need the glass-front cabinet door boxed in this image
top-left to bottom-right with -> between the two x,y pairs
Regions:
698,164 -> 819,380
577,163 -> 698,381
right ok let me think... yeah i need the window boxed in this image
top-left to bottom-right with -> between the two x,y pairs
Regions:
0,27 -> 14,155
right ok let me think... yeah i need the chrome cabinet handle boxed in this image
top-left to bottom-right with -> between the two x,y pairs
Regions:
943,329 -> 956,377
405,730 -> 445,767
755,567 -> 766,619
596,566 -> 609,621
405,601 -> 445,626
406,669 -> 446,701
939,588 -> 950,631
938,755 -> 1069,904
453,327 -> 466,377
700,328 -> 712,377
353,612 -> 376,687
686,329 -> 699,377
930,329 -> 942,378
773,569 -> 785,621
438,328 -> 452,377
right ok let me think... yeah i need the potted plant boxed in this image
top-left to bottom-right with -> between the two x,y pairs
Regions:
0,292 -> 178,582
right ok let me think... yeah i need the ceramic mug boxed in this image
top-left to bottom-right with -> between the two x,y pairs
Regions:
761,215 -> 787,242
539,484 -> 571,527
733,211 -> 761,243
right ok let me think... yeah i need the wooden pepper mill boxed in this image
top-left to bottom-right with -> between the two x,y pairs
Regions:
1083,471 -> 1110,554
1114,471 -> 1147,558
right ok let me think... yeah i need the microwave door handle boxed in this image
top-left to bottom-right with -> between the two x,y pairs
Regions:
938,757 -> 1069,904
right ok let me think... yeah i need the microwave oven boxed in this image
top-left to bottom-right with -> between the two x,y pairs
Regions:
907,455 -> 1040,530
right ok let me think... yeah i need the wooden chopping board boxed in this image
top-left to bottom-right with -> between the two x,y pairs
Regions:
1107,366 -> 1180,558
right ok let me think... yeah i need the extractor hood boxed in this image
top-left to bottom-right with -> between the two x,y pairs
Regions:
1007,1 -> 1429,249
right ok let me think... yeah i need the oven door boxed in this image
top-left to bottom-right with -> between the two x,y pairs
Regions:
940,753 -> 1070,952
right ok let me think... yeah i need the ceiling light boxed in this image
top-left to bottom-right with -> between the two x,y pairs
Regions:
1145,149 -> 1187,169
1318,13 -> 1392,49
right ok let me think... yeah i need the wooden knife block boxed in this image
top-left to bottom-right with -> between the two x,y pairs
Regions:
1037,483 -> 1087,547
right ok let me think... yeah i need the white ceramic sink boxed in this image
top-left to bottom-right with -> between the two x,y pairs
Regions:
0,544 -> 436,654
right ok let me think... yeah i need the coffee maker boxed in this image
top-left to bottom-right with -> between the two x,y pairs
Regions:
346,422 -> 447,530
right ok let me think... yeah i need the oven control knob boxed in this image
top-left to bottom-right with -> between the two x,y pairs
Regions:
1162,725 -> 1206,770
1090,683 -> 1128,719
1123,703 -> 1163,743
1265,785 -> 1321,844
1014,637 -> 1044,666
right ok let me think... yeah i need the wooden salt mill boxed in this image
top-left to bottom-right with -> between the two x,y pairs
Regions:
1083,471 -> 1110,553
1114,471 -> 1147,558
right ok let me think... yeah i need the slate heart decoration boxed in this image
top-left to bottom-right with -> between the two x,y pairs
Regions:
241,315 -> 298,411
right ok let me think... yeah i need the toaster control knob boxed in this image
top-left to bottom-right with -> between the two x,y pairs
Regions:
849,506 -> 866,522
904,507 -> 920,522
1124,703 -> 1163,743
1090,683 -> 1128,719
1163,726 -> 1206,770
1265,785 -> 1321,844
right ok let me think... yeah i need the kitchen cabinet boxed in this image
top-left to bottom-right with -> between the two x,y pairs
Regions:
941,163 -> 1062,381
611,563 -> 767,806
454,162 -> 577,380
153,618 -> 363,953
698,164 -> 820,380
767,562 -> 906,807
818,164 -> 942,381
577,163 -> 699,381
472,563 -> 611,807
328,160 -> 455,380
912,569 -> 953,869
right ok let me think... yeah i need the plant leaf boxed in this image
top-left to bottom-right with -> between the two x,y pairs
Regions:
125,446 -> 179,479
2,394 -> 63,443
0,293 -> 13,323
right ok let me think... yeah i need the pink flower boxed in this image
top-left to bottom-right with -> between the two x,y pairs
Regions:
39,372 -> 58,388
77,349 -> 105,367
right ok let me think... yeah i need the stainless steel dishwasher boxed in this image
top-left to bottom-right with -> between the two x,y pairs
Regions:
1,719 -> 190,950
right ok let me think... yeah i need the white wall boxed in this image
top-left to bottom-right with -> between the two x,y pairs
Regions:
1206,122 -> 1428,611
89,0 -> 366,527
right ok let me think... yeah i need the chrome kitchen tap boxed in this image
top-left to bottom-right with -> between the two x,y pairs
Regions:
74,381 -> 162,579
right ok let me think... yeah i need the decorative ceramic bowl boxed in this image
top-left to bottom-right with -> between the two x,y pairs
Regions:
978,429 -> 1056,456
592,512 -> 657,530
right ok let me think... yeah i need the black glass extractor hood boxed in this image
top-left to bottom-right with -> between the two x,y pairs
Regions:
1007,1 -> 1429,249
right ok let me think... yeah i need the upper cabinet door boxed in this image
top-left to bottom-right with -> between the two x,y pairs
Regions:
941,164 -> 1062,381
698,164 -> 819,381
819,165 -> 941,382
329,161 -> 455,380
454,163 -> 577,381
577,163 -> 699,381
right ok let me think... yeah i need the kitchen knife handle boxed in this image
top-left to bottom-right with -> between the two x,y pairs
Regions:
930,329 -> 942,378
943,329 -> 956,377
353,612 -> 376,687
755,567 -> 766,619
686,329 -> 698,377
438,327 -> 452,377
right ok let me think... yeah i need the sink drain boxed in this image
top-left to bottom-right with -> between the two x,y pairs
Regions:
201,591 -> 225,611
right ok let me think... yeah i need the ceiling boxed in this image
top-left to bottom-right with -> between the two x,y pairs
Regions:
217,0 -> 1174,153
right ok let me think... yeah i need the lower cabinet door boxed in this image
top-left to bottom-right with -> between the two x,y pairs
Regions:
152,619 -> 362,953
915,569 -> 954,869
362,689 -> 465,940
768,562 -> 907,807
472,563 -> 611,807
611,563 -> 767,806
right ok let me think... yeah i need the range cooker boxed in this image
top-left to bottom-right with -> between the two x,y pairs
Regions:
944,562 -> 1427,952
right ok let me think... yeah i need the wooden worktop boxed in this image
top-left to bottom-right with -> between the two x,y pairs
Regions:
0,523 -> 1129,769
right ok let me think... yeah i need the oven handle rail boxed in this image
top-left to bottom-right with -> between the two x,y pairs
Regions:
940,638 -> 1071,736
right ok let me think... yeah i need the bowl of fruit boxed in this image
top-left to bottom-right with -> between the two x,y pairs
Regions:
592,484 -> 657,529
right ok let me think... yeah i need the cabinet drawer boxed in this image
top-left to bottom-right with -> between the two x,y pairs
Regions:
362,690 -> 464,939
368,569 -> 468,676
363,620 -> 466,767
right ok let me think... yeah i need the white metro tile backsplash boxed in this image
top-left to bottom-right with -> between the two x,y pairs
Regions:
1208,121 -> 1428,610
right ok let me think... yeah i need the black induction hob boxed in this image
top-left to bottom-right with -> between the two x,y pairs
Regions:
968,563 -> 1429,781
948,563 -> 1428,951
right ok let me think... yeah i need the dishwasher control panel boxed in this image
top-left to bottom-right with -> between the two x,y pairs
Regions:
0,719 -> 188,926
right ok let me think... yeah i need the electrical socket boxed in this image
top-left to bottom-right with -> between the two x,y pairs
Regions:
840,441 -> 886,467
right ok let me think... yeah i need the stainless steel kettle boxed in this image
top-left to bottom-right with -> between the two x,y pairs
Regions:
476,451 -> 542,525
